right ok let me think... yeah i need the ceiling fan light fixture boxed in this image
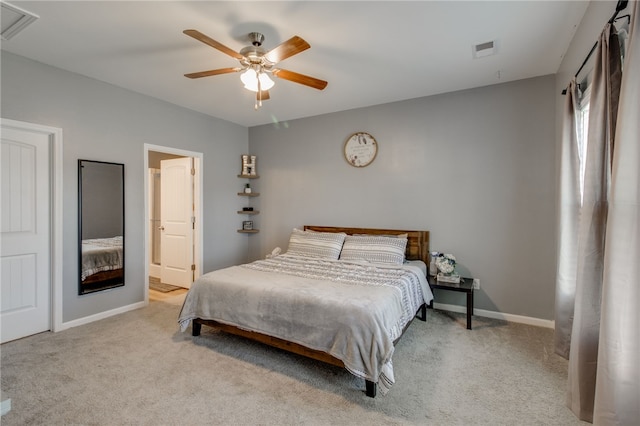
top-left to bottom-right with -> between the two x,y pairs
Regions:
241,68 -> 274,92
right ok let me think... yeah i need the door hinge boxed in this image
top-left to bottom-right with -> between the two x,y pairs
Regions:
191,168 -> 195,175
191,264 -> 196,271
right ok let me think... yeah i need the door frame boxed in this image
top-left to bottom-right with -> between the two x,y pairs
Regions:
143,143 -> 203,304
1,118 -> 63,333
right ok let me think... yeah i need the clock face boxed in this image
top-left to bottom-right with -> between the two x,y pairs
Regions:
344,132 -> 378,167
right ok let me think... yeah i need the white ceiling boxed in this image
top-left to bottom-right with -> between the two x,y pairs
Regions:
1,1 -> 590,127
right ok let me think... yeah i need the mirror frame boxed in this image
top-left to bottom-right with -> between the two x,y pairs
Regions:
78,159 -> 125,295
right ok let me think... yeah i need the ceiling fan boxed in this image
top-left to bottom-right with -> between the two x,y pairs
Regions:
183,30 -> 328,109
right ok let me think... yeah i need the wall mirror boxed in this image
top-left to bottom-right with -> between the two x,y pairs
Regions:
78,160 -> 125,295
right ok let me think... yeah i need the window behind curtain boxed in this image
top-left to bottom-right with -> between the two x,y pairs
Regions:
577,87 -> 590,204
574,19 -> 628,204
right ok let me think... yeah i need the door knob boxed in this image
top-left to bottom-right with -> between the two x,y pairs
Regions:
158,226 -> 165,231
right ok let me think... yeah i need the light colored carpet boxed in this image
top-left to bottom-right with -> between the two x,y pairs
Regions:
1,294 -> 586,425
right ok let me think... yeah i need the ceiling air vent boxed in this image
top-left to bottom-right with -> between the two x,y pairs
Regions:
472,40 -> 496,59
1,1 -> 39,41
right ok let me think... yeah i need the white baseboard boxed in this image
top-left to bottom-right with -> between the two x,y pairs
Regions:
149,263 -> 160,278
57,301 -> 146,331
433,302 -> 555,329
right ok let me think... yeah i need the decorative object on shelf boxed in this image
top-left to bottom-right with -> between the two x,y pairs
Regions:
435,253 -> 460,283
435,253 -> 456,274
242,207 -> 254,211
429,251 -> 439,276
241,154 -> 257,176
344,132 -> 378,167
436,272 -> 461,284
244,183 -> 252,193
242,220 -> 254,230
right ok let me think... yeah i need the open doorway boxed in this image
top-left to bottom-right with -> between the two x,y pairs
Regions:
144,144 -> 203,303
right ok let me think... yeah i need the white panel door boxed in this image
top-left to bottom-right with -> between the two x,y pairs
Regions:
1,127 -> 51,343
160,157 -> 193,288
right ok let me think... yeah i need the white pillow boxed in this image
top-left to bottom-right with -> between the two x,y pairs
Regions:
286,228 -> 347,260
339,235 -> 408,265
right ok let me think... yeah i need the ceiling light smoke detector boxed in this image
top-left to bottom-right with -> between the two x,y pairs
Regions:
472,40 -> 496,59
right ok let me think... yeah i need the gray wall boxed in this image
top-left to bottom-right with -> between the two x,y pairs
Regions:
1,51 -> 249,322
249,75 -> 557,320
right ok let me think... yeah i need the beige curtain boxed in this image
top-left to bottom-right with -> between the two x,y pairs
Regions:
557,2 -> 639,424
566,21 -> 622,422
554,79 -> 581,359
594,2 -> 640,424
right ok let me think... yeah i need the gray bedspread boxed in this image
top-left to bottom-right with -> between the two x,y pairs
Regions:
178,254 -> 433,394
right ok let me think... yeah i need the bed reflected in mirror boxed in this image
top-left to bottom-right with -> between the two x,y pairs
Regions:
78,160 -> 125,295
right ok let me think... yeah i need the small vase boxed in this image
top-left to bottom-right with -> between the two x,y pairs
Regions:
429,252 -> 439,276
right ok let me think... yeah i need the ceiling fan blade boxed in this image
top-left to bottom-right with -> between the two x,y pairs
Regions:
264,36 -> 310,63
184,67 -> 241,79
272,69 -> 328,90
184,29 -> 244,60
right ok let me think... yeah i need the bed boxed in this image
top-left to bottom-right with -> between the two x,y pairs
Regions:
178,226 -> 432,397
80,236 -> 124,290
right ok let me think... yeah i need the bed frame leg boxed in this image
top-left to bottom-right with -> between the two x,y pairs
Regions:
418,304 -> 427,322
365,380 -> 377,398
192,321 -> 202,337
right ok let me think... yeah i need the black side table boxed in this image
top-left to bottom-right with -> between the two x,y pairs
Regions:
427,275 -> 474,330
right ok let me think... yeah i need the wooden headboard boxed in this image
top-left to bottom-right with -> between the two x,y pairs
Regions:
304,225 -> 430,265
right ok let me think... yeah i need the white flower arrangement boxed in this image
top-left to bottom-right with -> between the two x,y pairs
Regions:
435,253 -> 456,275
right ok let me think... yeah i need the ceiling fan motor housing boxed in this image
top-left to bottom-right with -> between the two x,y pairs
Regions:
240,33 -> 271,66
240,45 -> 266,63
248,32 -> 264,46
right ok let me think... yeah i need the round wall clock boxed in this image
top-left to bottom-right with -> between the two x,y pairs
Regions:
344,132 -> 378,167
